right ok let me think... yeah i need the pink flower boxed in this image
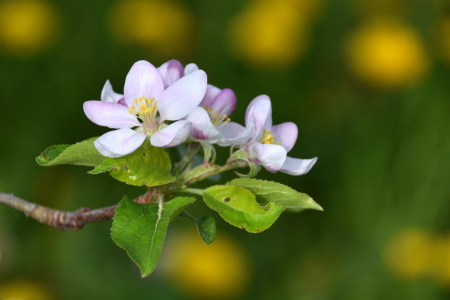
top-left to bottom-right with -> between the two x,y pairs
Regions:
222,95 -> 317,175
83,60 -> 207,158
186,85 -> 237,144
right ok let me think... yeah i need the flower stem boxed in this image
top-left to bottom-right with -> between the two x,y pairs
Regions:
180,188 -> 204,196
172,142 -> 200,178
184,160 -> 248,185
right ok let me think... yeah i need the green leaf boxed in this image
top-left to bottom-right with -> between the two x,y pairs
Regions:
227,178 -> 323,213
203,185 -> 285,233
36,137 -> 104,167
111,196 -> 195,277
180,211 -> 216,245
196,215 -> 216,245
180,164 -> 221,182
89,141 -> 175,187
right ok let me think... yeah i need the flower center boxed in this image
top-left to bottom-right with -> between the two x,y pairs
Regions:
203,106 -> 230,128
260,129 -> 280,145
128,96 -> 158,133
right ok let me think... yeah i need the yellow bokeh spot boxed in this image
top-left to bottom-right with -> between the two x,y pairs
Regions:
436,18 -> 450,65
162,229 -> 250,299
383,229 -> 435,280
0,279 -> 53,300
228,1 -> 310,69
430,235 -> 450,286
0,0 -> 60,57
108,0 -> 195,58
345,18 -> 429,89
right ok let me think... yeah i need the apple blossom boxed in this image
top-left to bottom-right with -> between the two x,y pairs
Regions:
184,85 -> 237,165
223,95 -> 317,175
186,85 -> 237,144
83,60 -> 207,158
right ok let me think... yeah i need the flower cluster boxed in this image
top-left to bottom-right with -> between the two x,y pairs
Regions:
83,60 -> 317,176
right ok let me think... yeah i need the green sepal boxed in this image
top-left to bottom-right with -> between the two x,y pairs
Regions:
227,149 -> 260,177
180,211 -> 216,245
89,141 -> 175,187
227,178 -> 323,213
203,185 -> 284,233
36,137 -> 104,167
111,196 -> 195,277
198,140 -> 216,166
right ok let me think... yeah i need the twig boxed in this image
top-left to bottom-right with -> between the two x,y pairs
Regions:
0,192 -> 149,231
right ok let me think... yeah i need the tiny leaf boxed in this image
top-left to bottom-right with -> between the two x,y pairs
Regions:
203,185 -> 284,233
111,196 -> 195,277
89,142 -> 175,187
36,137 -> 104,167
227,178 -> 323,213
180,211 -> 216,245
196,215 -> 216,245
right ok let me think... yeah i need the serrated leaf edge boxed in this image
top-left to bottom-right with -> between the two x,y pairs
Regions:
227,178 -> 323,212
36,137 -> 100,167
36,144 -> 71,165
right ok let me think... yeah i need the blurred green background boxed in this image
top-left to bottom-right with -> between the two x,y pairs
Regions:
1,0 -> 450,299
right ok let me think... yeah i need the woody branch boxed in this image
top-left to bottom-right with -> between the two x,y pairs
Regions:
0,192 -> 151,231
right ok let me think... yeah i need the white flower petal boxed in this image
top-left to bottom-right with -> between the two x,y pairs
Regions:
218,122 -> 250,146
94,129 -> 146,158
83,101 -> 140,128
219,122 -> 246,139
184,63 -> 199,75
186,107 -> 222,142
151,120 -> 192,148
271,122 -> 298,152
124,60 -> 164,107
280,157 -> 317,176
158,70 -> 207,121
248,142 -> 287,173
245,95 -> 272,142
101,80 -> 123,103
158,59 -> 184,88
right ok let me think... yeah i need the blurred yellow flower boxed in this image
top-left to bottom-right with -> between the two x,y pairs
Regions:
228,1 -> 311,69
0,279 -> 53,300
108,0 -> 195,58
430,234 -> 450,286
345,19 -> 429,89
384,229 -> 435,280
0,0 -> 60,57
162,229 -> 250,299
436,18 -> 450,65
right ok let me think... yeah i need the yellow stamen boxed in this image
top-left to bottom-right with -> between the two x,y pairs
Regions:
202,106 -> 231,128
129,95 -> 158,132
260,129 -> 280,145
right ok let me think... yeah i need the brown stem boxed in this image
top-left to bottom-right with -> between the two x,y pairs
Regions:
0,192 -> 149,231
